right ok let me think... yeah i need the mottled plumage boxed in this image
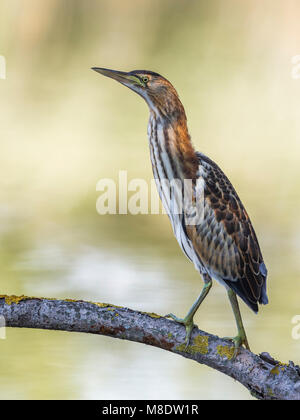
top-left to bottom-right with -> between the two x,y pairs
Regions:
93,66 -> 269,355
147,108 -> 267,314
190,153 -> 268,312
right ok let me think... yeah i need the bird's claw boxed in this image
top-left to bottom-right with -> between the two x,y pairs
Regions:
165,313 -> 196,348
222,333 -> 250,358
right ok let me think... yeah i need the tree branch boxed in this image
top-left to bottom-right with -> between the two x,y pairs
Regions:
0,294 -> 299,400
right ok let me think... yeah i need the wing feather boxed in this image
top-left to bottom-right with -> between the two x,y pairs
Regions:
186,152 -> 268,312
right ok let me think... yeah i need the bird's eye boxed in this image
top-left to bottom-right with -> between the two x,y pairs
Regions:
142,76 -> 149,84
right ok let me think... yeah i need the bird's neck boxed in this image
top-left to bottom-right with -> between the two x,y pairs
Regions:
148,110 -> 198,181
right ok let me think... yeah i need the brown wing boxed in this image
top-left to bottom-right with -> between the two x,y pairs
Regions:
187,152 -> 268,313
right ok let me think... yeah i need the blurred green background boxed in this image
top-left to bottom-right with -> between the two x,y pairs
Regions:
0,0 -> 300,400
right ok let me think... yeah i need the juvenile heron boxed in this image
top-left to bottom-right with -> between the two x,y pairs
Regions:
92,67 -> 268,356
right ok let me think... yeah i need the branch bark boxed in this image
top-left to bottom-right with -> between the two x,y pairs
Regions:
0,294 -> 299,400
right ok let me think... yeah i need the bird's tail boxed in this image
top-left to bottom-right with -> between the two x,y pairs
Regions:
225,260 -> 268,313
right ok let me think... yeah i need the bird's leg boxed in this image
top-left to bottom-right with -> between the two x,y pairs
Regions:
223,289 -> 250,358
165,274 -> 212,347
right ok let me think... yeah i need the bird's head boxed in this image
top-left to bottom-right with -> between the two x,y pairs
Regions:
92,67 -> 185,120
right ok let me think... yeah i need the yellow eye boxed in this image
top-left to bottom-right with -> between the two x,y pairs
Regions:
142,76 -> 149,84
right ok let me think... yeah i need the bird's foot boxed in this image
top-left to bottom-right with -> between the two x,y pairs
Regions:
222,331 -> 250,359
165,313 -> 196,348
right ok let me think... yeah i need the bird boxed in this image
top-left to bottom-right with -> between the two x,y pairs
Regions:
92,67 -> 268,356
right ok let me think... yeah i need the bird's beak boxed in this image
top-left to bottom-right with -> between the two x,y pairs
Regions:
91,67 -> 143,89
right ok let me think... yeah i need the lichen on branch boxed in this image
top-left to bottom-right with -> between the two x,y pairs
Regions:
0,294 -> 299,400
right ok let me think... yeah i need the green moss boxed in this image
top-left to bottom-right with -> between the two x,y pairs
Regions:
91,302 -> 122,309
176,335 -> 209,355
141,311 -> 162,319
270,366 -> 280,376
278,361 -> 287,371
217,345 -> 235,360
0,294 -> 123,311
0,294 -> 161,326
0,294 -> 31,305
